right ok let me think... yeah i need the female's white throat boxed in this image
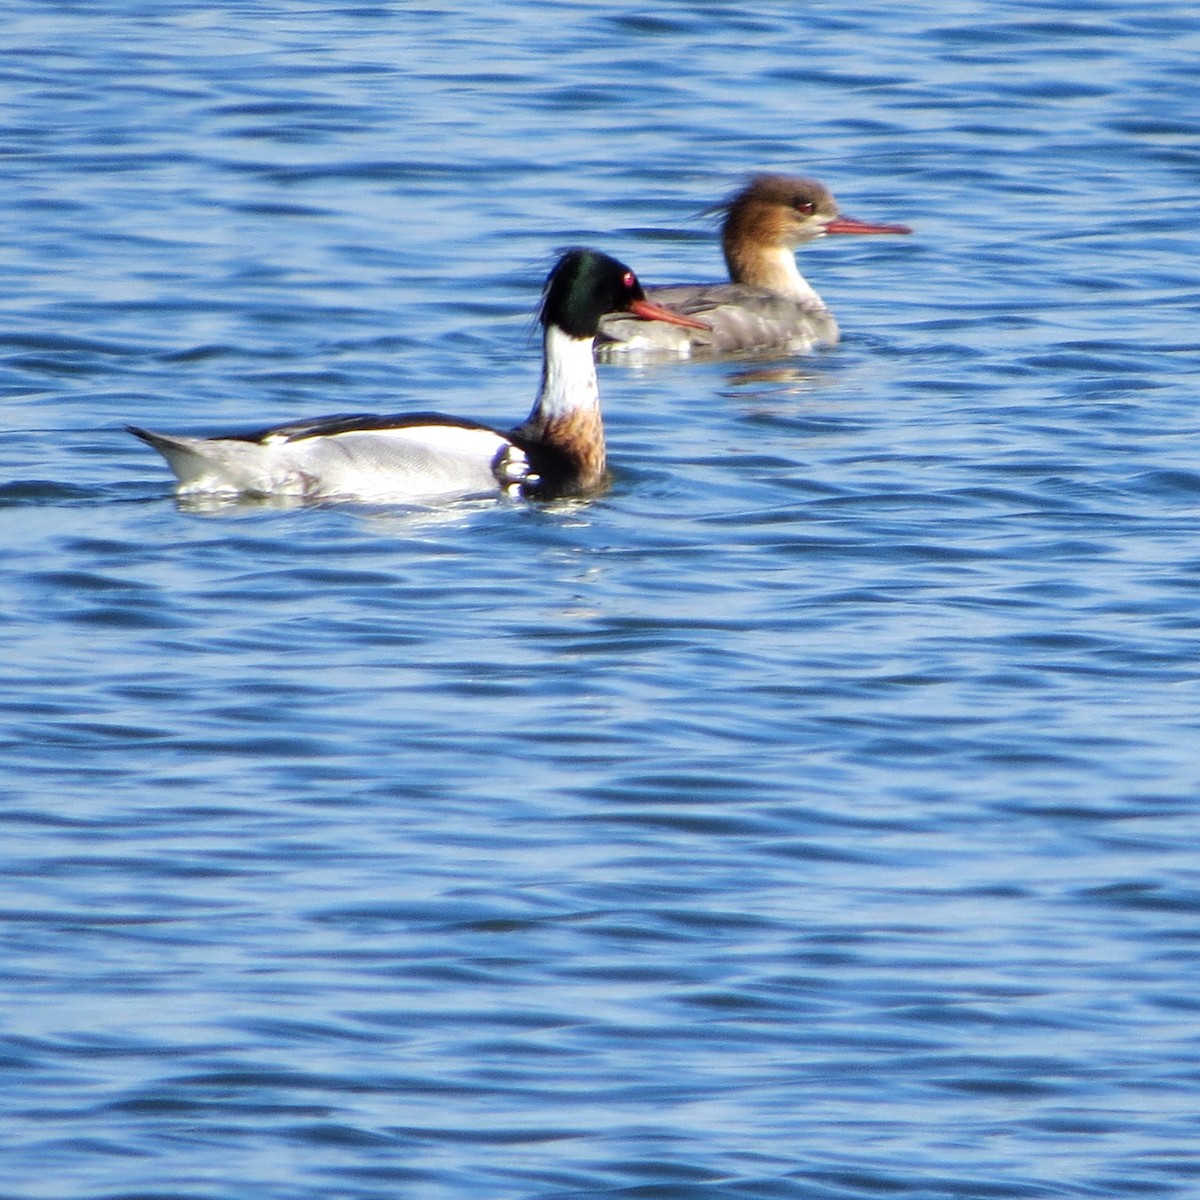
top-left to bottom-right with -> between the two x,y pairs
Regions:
733,243 -> 825,306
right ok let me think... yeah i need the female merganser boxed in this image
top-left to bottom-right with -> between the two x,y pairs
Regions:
596,174 -> 911,360
127,249 -> 707,504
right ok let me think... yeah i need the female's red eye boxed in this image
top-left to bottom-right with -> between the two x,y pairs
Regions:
793,198 -> 816,216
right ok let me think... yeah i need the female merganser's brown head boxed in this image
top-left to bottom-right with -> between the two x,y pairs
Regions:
720,174 -> 912,293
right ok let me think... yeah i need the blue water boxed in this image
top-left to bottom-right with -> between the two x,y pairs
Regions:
3,3 -> 1200,1197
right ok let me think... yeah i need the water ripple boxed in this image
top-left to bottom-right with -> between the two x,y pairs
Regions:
3,2 -> 1200,1198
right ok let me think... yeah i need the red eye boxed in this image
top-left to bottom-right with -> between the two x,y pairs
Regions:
622,270 -> 636,289
793,198 -> 816,216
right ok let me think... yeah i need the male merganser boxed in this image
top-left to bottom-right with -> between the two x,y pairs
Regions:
127,249 -> 707,504
596,174 -> 911,360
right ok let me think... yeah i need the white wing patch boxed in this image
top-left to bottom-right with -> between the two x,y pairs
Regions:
304,424 -> 520,501
349,424 -> 508,455
144,423 -> 534,503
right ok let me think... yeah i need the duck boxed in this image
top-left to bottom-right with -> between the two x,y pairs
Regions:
127,249 -> 707,504
595,174 -> 911,361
